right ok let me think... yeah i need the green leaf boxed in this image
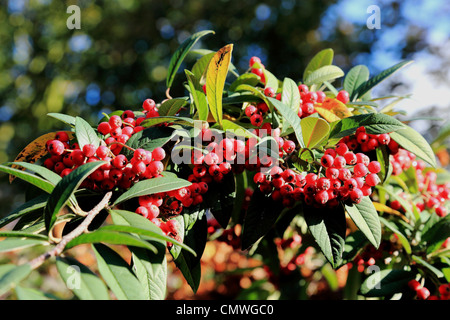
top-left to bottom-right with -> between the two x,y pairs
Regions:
56,257 -> 110,300
0,263 -> 32,296
379,216 -> 412,254
166,30 -> 215,88
304,203 -> 347,268
140,116 -> 195,128
345,197 -> 381,248
157,98 -> 188,117
360,269 -> 415,297
173,212 -> 207,293
281,77 -> 301,113
389,125 -> 437,168
267,97 -> 305,148
0,194 -> 48,229
421,214 -> 450,254
300,116 -> 330,148
191,52 -> 215,81
123,126 -> 175,158
113,176 -> 191,206
92,244 -> 146,300
303,48 -> 334,81
205,44 -> 234,127
304,65 -> 344,87
44,161 -> 106,232
343,65 -> 370,100
0,164 -> 55,194
241,189 -> 285,250
0,238 -> 47,253
65,229 -> 158,253
376,145 -> 392,183
411,255 -> 444,278
6,161 -> 62,186
131,247 -> 167,300
15,286 -> 52,300
75,116 -> 100,150
185,70 -> 209,121
222,119 -> 259,139
47,113 -> 76,126
0,231 -> 48,240
263,69 -> 279,91
352,60 -> 413,100
229,73 -> 260,92
329,113 -> 405,139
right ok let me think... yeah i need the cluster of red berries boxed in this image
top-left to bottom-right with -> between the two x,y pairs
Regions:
388,149 -> 449,218
249,56 -> 267,85
296,84 -> 326,118
244,101 -> 270,128
408,280 -> 450,300
338,126 -> 393,153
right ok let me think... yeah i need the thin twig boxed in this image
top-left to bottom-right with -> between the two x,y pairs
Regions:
29,191 -> 112,270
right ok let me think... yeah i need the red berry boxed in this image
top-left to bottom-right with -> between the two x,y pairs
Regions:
112,154 -> 128,169
47,140 -> 65,156
152,147 -> 166,161
416,287 -> 430,300
336,90 -> 349,104
55,131 -> 70,142
250,114 -> 263,127
365,173 -> 381,187
368,161 -> 381,174
249,56 -> 261,68
108,115 -> 122,129
350,188 -> 364,204
378,133 -> 391,145
336,143 -> 349,156
136,206 -> 149,218
245,105 -> 257,117
282,140 -> 296,154
321,154 -> 334,168
353,163 -> 369,177
344,152 -> 357,165
142,99 -> 156,111
264,87 -> 276,97
82,144 -> 96,158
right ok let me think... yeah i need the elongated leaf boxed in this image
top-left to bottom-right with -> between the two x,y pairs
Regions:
75,116 -> 100,150
0,238 -> 47,253
360,269 -> 414,297
329,113 -> 405,139
421,214 -> 450,254
345,197 -> 381,248
263,69 -> 278,91
113,176 -> 191,206
0,194 -> 48,229
379,216 -> 411,254
389,125 -> 437,168
140,116 -> 195,128
0,231 -> 48,240
92,244 -> 146,300
222,119 -> 259,139
0,263 -> 32,296
267,97 -> 304,148
241,189 -> 285,250
300,116 -> 330,148
166,30 -> 215,88
66,229 -> 157,253
44,161 -> 105,232
6,161 -> 61,186
206,44 -> 234,127
185,70 -> 208,121
15,286 -> 52,300
0,165 -> 55,194
412,255 -> 444,278
157,98 -> 188,117
131,247 -> 167,300
304,65 -> 344,87
304,203 -> 347,268
229,73 -> 260,92
344,65 -> 370,100
191,52 -> 215,81
352,60 -> 413,100
47,113 -> 77,126
303,48 -> 334,81
281,77 -> 301,113
56,257 -> 110,300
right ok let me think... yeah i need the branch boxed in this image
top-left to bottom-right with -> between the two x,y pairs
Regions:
29,191 -> 112,270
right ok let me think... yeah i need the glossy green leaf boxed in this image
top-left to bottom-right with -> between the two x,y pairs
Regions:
6,161 -> 62,186
304,65 -> 344,87
191,52 -> 215,81
15,286 -> 52,300
157,98 -> 188,117
300,116 -> 330,148
0,165 -> 55,194
123,126 -> 175,157
267,97 -> 305,148
352,60 -> 413,100
205,44 -> 234,127
47,113 -> 76,126
281,77 -> 301,113
75,116 -> 100,150
304,203 -> 347,268
140,116 -> 195,128
263,69 -> 278,91
44,161 -> 106,232
113,176 -> 191,206
379,216 -> 411,254
56,257 -> 110,300
360,269 -> 414,297
229,73 -> 260,92
166,30 -> 215,88
303,48 -> 334,81
389,124 -> 437,168
0,194 -> 48,229
92,244 -> 146,300
329,113 -> 405,139
345,197 -> 381,248
185,70 -> 208,121
343,65 -> 370,100
0,263 -> 32,296
0,238 -> 47,253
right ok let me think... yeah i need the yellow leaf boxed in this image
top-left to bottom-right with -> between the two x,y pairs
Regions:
9,131 -> 74,183
206,44 -> 233,127
316,98 -> 352,122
